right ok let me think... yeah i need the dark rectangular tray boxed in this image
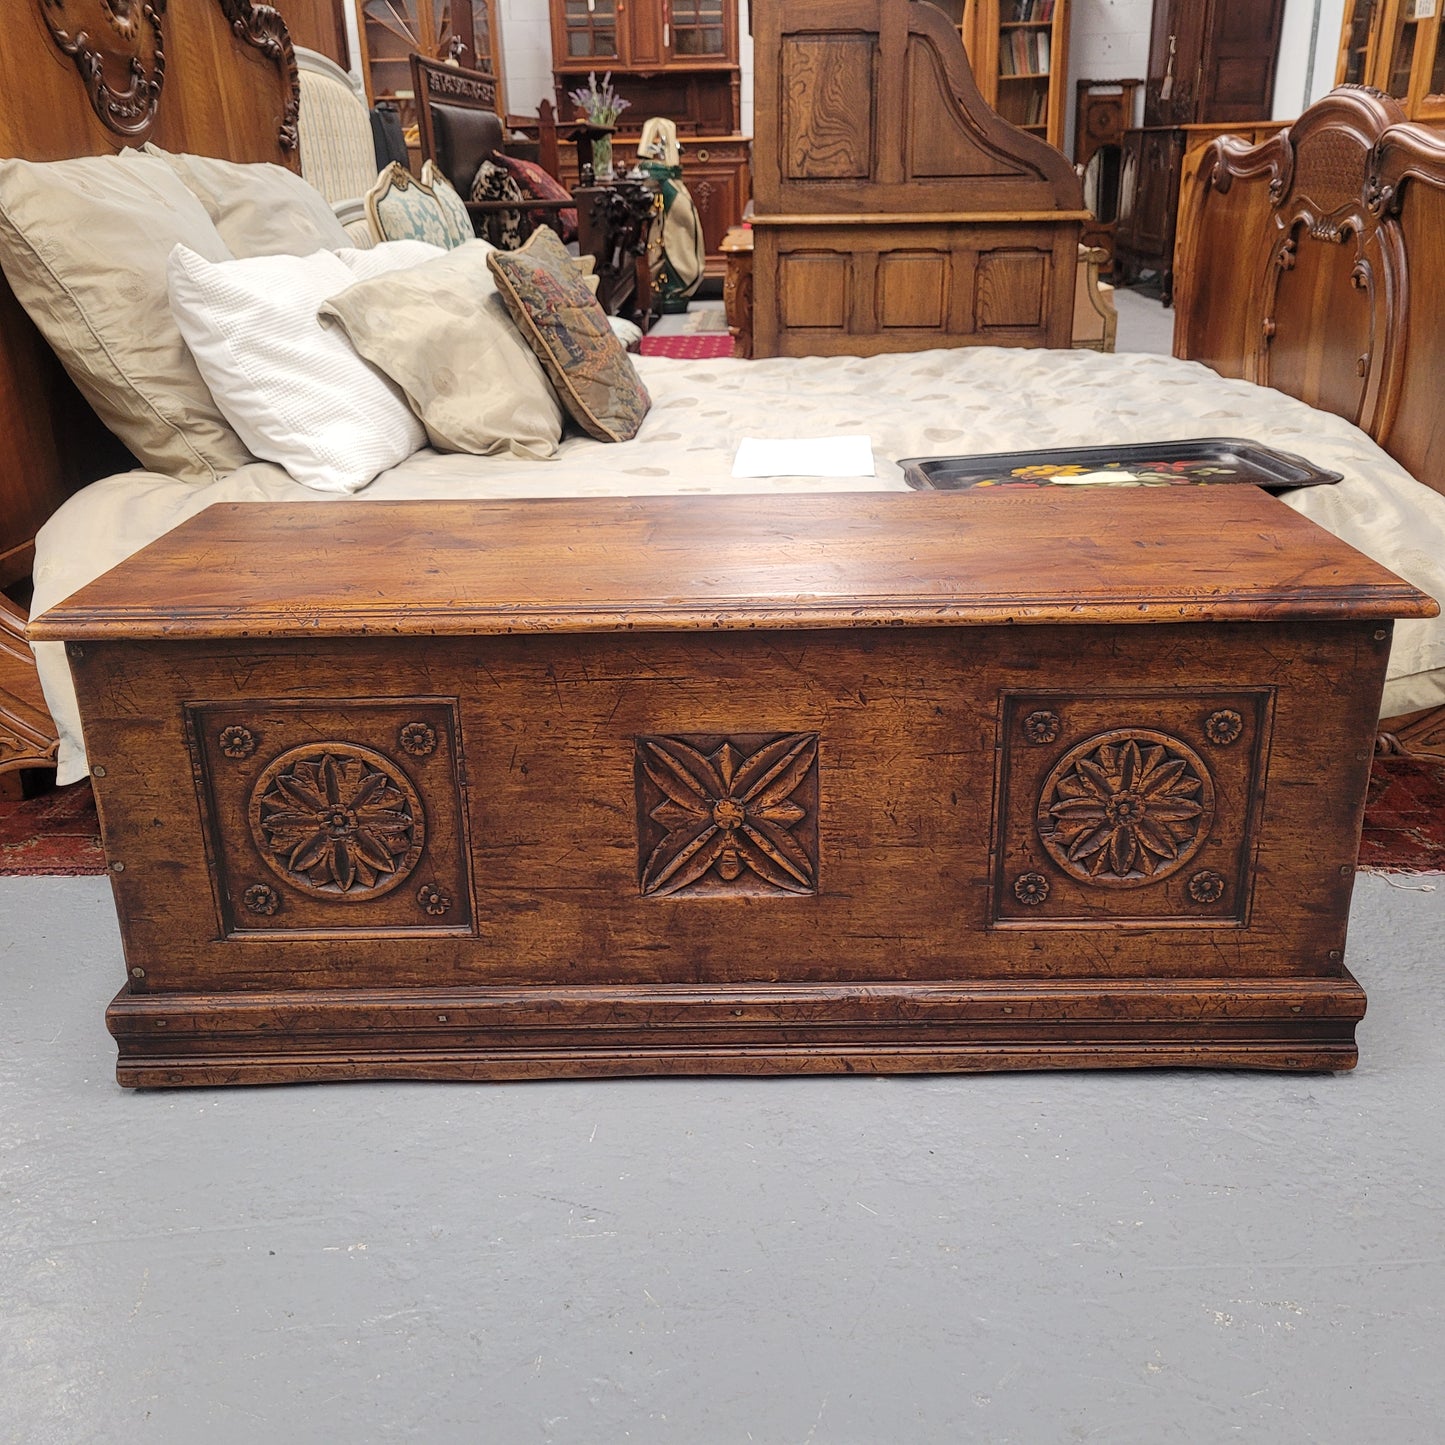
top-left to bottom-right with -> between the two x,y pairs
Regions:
896,438 -> 1343,493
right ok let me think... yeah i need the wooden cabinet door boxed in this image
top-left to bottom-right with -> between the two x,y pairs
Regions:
666,0 -> 736,63
554,0 -> 626,64
1145,0 -> 1208,125
681,138 -> 751,273
1198,0 -> 1286,121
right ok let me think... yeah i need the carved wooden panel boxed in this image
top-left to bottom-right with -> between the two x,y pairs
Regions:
976,251 -> 1048,331
636,733 -> 819,899
991,690 -> 1274,926
38,0 -> 166,139
781,35 -> 875,181
188,698 -> 474,937
778,252 -> 851,329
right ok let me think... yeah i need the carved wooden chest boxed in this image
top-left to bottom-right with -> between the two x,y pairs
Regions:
31,490 -> 1436,1086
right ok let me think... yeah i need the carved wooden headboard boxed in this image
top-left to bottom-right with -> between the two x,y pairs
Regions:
1174,85 -> 1445,501
0,0 -> 300,774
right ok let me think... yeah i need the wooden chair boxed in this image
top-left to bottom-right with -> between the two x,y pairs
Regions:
410,54 -> 570,247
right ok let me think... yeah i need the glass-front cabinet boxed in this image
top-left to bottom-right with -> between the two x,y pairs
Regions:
552,0 -> 738,78
560,0 -> 622,61
1336,0 -> 1445,121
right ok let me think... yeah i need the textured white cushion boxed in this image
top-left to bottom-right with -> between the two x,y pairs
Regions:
167,244 -> 425,494
333,239 -> 448,279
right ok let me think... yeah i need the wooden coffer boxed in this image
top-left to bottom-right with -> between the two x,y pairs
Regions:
32,492 -> 1436,1086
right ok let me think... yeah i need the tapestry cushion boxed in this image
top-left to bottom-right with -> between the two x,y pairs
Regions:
469,159 -> 526,250
138,144 -> 352,257
0,151 -> 251,482
494,154 -> 578,242
319,239 -> 564,460
420,161 -> 477,248
365,163 -> 465,250
486,226 -> 650,443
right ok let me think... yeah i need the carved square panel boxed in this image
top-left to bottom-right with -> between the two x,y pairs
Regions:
990,690 -> 1273,927
782,35 -> 875,180
635,733 -> 819,899
187,698 -> 473,937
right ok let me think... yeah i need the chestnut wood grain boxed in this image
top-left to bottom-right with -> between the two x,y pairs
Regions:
32,491 -> 1436,642
33,492 -> 1431,1085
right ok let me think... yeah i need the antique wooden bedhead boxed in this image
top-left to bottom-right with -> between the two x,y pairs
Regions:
1174,84 -> 1445,762
0,0 -> 298,782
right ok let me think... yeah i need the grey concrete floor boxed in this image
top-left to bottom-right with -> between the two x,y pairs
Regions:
1111,285 -> 1179,357
3,872 -> 1444,1443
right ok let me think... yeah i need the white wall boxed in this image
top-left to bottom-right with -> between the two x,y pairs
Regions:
1274,0 -> 1348,119
499,0 -> 558,116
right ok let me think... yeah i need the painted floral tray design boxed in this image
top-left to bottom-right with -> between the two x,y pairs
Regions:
897,439 -> 1344,493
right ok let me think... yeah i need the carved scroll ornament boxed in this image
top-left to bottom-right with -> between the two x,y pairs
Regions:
216,0 -> 301,151
39,0 -> 167,137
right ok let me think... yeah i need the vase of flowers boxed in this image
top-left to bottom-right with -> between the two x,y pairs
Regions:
567,71 -> 629,180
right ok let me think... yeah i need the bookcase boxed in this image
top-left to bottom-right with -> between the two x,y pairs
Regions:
956,0 -> 1071,151
357,0 -> 505,115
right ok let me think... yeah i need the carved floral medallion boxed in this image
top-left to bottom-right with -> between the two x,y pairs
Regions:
1037,729 -> 1215,889
637,734 -> 818,897
248,744 -> 425,899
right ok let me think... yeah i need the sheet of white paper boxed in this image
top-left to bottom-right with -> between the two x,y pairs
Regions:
731,435 -> 875,479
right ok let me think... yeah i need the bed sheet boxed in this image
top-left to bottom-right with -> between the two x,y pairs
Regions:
32,347 -> 1445,783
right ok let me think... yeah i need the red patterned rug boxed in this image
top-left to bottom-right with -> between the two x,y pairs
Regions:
3,757 -> 1443,877
639,333 -> 736,360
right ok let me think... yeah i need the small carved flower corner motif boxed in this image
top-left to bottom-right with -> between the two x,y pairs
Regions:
416,882 -> 452,917
1023,710 -> 1061,745
636,733 -> 818,898
399,721 -> 438,757
219,725 -> 257,760
1203,710 -> 1243,746
1013,872 -> 1050,907
243,883 -> 280,916
1187,870 -> 1226,905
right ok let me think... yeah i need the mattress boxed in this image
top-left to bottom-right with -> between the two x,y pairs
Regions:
31,346 -> 1445,783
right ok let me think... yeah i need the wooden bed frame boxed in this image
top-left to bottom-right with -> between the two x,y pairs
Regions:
1174,84 -> 1445,761
1,8 -> 1444,784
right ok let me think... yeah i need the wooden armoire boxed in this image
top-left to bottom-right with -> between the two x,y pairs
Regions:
1114,0 -> 1286,301
1337,0 -> 1445,123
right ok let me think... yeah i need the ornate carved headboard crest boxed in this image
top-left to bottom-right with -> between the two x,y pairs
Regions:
39,0 -> 168,138
215,0 -> 300,151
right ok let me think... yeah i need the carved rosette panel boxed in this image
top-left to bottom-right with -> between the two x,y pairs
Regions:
187,699 -> 473,935
39,0 -> 167,138
249,745 -> 425,899
1037,730 -> 1214,889
992,692 -> 1271,926
636,733 -> 819,898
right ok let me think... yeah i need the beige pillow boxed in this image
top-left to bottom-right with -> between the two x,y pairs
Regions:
0,151 -> 251,482
139,144 -> 352,257
319,239 -> 564,459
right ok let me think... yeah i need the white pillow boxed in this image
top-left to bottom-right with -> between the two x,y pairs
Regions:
333,238 -> 448,279
167,244 -> 425,493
